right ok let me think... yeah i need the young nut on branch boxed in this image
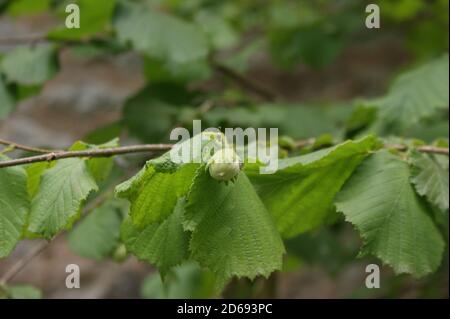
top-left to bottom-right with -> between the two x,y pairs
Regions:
206,147 -> 242,182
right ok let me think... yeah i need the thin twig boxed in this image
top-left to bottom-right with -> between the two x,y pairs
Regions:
0,144 -> 173,168
0,139 -> 447,283
294,140 -> 449,155
0,241 -> 49,284
199,100 -> 215,114
0,34 -> 48,45
2,35 -> 274,102
211,60 -> 279,102
0,138 -> 63,153
0,140 -> 448,169
386,144 -> 449,155
294,138 -> 316,149
4,36 -> 271,102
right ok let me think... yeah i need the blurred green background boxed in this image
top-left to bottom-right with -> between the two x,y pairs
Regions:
0,0 -> 448,299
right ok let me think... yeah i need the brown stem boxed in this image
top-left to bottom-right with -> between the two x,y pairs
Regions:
0,34 -> 48,45
211,59 -> 279,102
0,140 -> 448,169
0,138 -> 63,153
294,140 -> 449,155
0,144 -> 173,168
0,241 -> 49,284
2,35 -> 279,101
294,138 -> 316,149
386,144 -> 449,155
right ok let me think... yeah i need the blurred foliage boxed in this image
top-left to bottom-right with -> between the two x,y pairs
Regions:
141,262 -> 216,298
0,283 -> 42,299
0,0 -> 448,299
68,198 -> 129,260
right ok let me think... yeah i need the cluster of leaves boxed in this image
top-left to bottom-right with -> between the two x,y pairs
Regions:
1,134 -> 448,296
1,0 -> 448,121
0,0 -> 449,298
0,139 -> 117,258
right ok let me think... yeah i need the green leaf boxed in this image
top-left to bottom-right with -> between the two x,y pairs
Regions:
203,104 -> 347,140
410,151 -> 449,212
285,227 -> 359,274
185,171 -> 285,290
122,85 -> 181,142
26,162 -> 51,199
221,39 -> 265,73
404,116 -> 450,143
203,104 -> 286,129
143,56 -> 211,84
245,136 -> 378,237
335,150 -> 445,278
69,138 -> 119,182
141,262 -> 216,299
372,55 -> 449,128
1,44 -> 58,86
116,157 -> 198,228
83,121 -> 123,145
0,159 -> 29,258
345,104 -> 377,136
0,284 -> 42,299
7,0 -> 50,16
68,199 -> 128,260
15,84 -> 41,101
48,0 -> 116,40
269,25 -> 344,69
114,2 -> 208,64
121,197 -> 189,274
0,77 -> 15,119
195,12 -> 237,50
280,105 -> 345,139
27,158 -> 98,239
